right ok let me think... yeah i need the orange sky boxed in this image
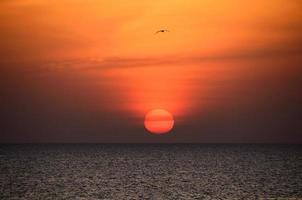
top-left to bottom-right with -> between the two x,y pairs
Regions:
1,0 -> 301,60
1,0 -> 302,142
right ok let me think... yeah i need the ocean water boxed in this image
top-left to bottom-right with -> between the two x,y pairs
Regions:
0,144 -> 301,199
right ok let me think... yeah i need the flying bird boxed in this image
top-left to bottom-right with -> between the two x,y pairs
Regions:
155,29 -> 170,34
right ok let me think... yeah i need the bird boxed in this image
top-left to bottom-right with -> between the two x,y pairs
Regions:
155,29 -> 170,34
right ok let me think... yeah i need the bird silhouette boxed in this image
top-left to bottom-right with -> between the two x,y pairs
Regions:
155,29 -> 170,34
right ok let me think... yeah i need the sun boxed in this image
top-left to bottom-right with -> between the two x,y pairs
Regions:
144,109 -> 174,134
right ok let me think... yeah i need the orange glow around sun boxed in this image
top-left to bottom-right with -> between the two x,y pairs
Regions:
144,109 -> 174,134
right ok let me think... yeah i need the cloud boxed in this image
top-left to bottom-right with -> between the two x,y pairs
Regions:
40,41 -> 302,71
1,38 -> 301,76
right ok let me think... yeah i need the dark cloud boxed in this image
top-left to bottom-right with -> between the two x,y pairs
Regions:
2,39 -> 301,75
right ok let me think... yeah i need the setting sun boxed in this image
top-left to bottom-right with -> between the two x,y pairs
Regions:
144,109 -> 174,134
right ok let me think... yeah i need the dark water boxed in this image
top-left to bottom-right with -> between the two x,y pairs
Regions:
0,144 -> 301,199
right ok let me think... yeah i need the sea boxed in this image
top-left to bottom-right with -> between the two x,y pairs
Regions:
0,144 -> 301,199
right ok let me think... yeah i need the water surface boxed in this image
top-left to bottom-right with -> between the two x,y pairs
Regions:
0,144 -> 301,199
